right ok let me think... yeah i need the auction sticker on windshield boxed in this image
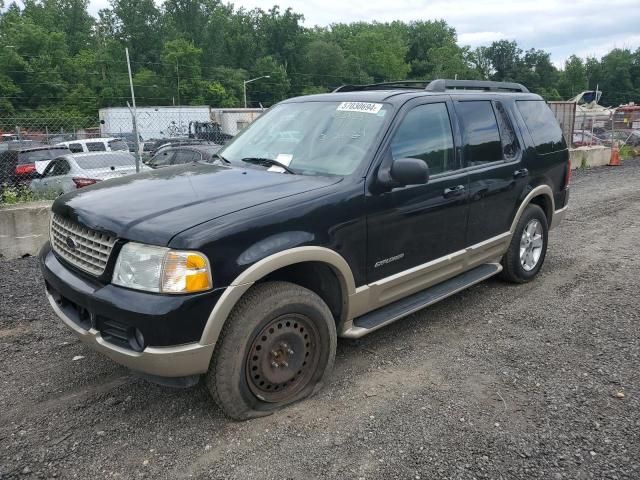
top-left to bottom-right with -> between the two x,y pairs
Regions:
337,102 -> 383,114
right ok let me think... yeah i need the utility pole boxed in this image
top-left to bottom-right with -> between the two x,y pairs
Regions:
243,75 -> 270,108
125,47 -> 141,173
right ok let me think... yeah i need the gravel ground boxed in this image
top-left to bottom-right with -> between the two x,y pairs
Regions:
1,159 -> 639,480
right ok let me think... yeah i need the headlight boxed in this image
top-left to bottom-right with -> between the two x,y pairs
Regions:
112,242 -> 212,294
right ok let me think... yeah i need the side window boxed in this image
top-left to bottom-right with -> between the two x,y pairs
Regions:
172,150 -> 199,165
86,142 -> 106,152
151,150 -> 174,167
68,143 -> 83,153
390,103 -> 455,175
455,101 -> 502,166
516,100 -> 565,154
52,159 -> 70,176
47,159 -> 70,177
42,161 -> 57,177
494,101 -> 520,161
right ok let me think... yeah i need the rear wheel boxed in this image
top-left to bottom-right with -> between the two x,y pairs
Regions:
500,204 -> 548,283
206,281 -> 336,420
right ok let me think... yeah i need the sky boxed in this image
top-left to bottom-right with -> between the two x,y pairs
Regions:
87,0 -> 640,66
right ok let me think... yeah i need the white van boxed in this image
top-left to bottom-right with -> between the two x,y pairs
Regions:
57,137 -> 129,154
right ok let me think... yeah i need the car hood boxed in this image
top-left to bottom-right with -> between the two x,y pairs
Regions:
52,163 -> 341,246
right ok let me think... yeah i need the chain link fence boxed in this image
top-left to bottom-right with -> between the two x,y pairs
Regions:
548,102 -> 640,152
0,108 -> 262,205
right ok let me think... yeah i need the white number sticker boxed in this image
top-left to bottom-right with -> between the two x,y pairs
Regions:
337,102 -> 383,114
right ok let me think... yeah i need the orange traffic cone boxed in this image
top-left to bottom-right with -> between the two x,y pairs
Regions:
609,141 -> 620,166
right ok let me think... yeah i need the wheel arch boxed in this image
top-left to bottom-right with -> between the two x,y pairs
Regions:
509,185 -> 555,234
199,247 -> 356,347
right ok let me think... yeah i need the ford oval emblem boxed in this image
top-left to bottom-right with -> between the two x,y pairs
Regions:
66,236 -> 77,250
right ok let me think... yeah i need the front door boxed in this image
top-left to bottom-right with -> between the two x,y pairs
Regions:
366,100 -> 469,284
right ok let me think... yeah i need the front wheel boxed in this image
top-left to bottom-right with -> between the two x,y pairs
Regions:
500,204 -> 549,283
206,281 -> 337,420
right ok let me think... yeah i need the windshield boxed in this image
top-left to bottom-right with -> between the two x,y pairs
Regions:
219,101 -> 390,176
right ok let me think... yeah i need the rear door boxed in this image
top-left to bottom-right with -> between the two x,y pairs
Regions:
37,158 -> 70,194
455,99 -> 527,245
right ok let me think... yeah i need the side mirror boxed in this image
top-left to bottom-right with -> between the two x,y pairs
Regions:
379,157 -> 429,188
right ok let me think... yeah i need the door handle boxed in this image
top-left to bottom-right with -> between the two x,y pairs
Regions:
513,168 -> 529,179
443,185 -> 466,198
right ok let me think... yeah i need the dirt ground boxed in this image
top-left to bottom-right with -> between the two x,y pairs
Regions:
1,159 -> 639,480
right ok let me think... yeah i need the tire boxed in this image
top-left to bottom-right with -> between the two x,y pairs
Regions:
500,204 -> 549,283
206,281 -> 337,420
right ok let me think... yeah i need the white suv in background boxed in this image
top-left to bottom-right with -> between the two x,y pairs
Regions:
57,137 -> 129,153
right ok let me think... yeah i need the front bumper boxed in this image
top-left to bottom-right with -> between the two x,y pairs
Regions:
40,242 -> 220,377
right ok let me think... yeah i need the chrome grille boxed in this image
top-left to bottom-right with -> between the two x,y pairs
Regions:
50,214 -> 116,276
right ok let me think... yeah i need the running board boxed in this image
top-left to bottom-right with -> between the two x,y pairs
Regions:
342,263 -> 502,338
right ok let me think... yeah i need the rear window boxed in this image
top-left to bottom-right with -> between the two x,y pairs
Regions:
516,100 -> 565,154
75,153 -> 136,169
18,148 -> 70,164
86,142 -> 107,152
108,139 -> 129,151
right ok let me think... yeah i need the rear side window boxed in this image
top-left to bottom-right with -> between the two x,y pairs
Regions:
516,100 -> 565,154
494,102 -> 520,161
68,143 -> 83,153
391,103 -> 455,175
172,150 -> 200,165
86,142 -> 106,152
455,101 -> 502,166
151,151 -> 175,167
50,159 -> 71,176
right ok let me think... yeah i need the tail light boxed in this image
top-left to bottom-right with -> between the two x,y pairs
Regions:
72,177 -> 100,189
565,159 -> 572,188
15,163 -> 36,175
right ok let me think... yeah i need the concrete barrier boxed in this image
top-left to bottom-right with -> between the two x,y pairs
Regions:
0,201 -> 52,259
570,146 -> 611,170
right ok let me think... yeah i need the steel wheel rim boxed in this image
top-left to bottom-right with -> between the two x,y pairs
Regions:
520,219 -> 544,271
245,313 -> 320,403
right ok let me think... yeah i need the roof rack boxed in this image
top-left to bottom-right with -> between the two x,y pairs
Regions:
332,79 -> 529,94
425,79 -> 529,93
332,80 -> 428,93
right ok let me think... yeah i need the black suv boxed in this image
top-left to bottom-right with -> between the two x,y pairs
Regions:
40,80 -> 569,420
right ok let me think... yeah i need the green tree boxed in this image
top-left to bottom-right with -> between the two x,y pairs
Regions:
249,56 -> 290,106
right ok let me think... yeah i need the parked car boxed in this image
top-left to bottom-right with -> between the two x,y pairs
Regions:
102,132 -> 143,152
147,144 -> 221,169
0,145 -> 71,187
572,130 -> 604,147
57,137 -> 129,154
30,151 -> 148,195
40,79 -> 569,420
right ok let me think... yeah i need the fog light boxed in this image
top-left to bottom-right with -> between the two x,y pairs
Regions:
129,328 -> 146,352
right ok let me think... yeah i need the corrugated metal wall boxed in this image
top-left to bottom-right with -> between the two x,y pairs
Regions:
548,102 -> 576,146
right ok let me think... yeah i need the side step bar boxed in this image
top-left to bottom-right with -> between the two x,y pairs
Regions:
342,263 -> 502,338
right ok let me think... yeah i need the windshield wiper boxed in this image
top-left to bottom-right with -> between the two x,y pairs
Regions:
211,153 -> 230,164
241,157 -> 296,174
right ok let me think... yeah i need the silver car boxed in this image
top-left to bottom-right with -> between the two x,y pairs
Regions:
30,151 -> 149,195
